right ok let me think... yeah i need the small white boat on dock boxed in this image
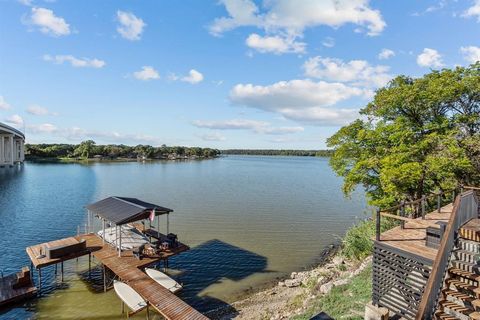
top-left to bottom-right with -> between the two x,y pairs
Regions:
145,268 -> 183,293
113,280 -> 149,318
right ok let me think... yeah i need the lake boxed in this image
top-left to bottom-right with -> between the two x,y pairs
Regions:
0,155 -> 366,319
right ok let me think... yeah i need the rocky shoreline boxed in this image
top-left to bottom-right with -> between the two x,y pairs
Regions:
207,245 -> 372,320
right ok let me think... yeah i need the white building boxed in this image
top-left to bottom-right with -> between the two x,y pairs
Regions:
0,122 -> 25,167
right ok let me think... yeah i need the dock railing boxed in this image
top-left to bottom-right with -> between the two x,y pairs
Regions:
415,190 -> 479,319
375,186 -> 462,241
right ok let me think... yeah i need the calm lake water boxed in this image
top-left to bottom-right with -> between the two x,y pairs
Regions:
0,155 -> 366,319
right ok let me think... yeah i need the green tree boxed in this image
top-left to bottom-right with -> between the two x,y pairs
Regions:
327,63 -> 480,208
74,140 -> 96,159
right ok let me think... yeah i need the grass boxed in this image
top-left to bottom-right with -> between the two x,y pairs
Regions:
290,263 -> 372,320
341,216 -> 398,260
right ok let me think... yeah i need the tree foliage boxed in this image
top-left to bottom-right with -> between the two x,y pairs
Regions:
328,63 -> 480,208
26,141 -> 220,160
222,149 -> 333,157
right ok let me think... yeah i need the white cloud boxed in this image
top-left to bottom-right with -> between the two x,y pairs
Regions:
43,54 -> 105,68
198,132 -> 227,141
463,0 -> 480,21
229,79 -> 363,126
133,66 -> 160,81
322,37 -> 335,48
460,46 -> 480,64
378,48 -> 395,60
27,123 -> 57,133
302,56 -> 391,88
245,33 -> 306,54
116,11 -> 146,41
416,48 -> 444,68
181,69 -> 204,84
210,0 -> 386,53
26,104 -> 57,116
0,96 -> 11,110
27,7 -> 70,37
5,114 -> 24,127
26,124 -> 165,145
192,119 -> 304,135
18,0 -> 33,6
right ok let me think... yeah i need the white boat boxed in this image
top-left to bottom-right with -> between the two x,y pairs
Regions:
113,280 -> 149,317
145,268 -> 183,293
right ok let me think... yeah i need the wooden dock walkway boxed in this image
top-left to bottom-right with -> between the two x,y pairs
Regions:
26,233 -> 208,320
378,203 -> 454,262
0,273 -> 37,308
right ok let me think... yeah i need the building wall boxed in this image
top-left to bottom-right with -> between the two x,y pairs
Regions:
0,125 -> 25,166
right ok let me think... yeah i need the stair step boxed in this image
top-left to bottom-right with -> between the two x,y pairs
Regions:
436,310 -> 462,320
459,219 -> 480,242
446,279 -> 480,298
458,239 -> 480,255
452,260 -> 480,275
449,268 -> 480,283
450,260 -> 480,281
454,249 -> 480,265
445,290 -> 475,305
440,300 -> 480,320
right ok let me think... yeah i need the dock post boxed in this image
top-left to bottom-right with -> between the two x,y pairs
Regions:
61,262 -> 64,282
38,269 -> 42,293
103,265 -> 106,293
55,263 -> 57,276
88,253 -> 91,279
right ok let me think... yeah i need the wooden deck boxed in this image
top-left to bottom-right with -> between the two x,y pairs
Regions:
26,233 -> 207,320
377,203 -> 454,262
26,236 -> 93,269
0,273 -> 37,308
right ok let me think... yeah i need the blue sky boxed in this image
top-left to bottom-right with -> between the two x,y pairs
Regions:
0,0 -> 479,149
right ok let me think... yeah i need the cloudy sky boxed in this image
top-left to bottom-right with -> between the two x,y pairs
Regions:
1,0 -> 479,148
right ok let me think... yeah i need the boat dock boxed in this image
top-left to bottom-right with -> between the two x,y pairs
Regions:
23,196 -> 209,320
0,269 -> 37,308
26,233 -> 207,320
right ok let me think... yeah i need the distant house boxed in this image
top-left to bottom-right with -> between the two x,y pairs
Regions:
0,122 -> 25,167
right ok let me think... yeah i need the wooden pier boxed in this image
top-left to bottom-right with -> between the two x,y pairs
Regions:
26,233 -> 207,320
0,271 -> 37,308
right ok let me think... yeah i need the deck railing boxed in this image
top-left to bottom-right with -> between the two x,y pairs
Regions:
415,190 -> 479,320
375,187 -> 461,241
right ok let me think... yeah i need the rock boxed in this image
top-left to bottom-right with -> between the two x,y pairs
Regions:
278,281 -> 285,287
290,272 -> 298,279
284,278 -> 301,288
316,276 -> 325,284
319,282 -> 333,294
332,256 -> 344,265
365,301 -> 389,320
333,278 -> 349,286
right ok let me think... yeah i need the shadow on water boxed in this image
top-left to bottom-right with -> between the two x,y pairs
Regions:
167,239 -> 271,315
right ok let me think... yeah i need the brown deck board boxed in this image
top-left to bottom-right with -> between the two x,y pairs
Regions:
377,203 -> 455,262
0,273 -> 37,308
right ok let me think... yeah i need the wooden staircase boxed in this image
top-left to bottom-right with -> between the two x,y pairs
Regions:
435,219 -> 480,320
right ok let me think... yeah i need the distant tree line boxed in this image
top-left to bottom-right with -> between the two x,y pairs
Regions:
221,149 -> 333,157
25,140 -> 220,160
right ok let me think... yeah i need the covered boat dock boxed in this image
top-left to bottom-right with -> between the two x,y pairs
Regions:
25,196 -> 207,320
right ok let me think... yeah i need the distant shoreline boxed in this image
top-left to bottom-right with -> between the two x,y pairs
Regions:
221,149 -> 333,157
